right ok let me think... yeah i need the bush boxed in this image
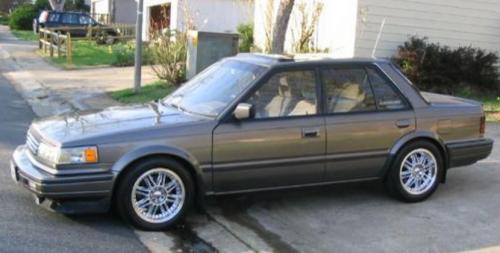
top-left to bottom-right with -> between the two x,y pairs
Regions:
34,0 -> 50,11
393,36 -> 500,94
0,15 -> 8,25
111,41 -> 153,67
149,30 -> 187,87
9,4 -> 35,30
64,0 -> 90,12
237,23 -> 254,52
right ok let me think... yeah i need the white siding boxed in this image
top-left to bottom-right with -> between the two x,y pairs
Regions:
142,0 -> 253,40
355,0 -> 500,58
253,0 -> 358,57
92,0 -> 109,14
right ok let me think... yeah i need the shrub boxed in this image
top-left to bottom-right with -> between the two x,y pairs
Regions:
393,36 -> 499,94
34,0 -> 50,11
111,41 -> 153,67
237,23 -> 254,52
9,4 -> 35,30
0,15 -> 8,25
149,30 -> 187,87
64,0 -> 90,12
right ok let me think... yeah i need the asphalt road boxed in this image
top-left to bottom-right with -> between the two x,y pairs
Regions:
0,75 -> 149,253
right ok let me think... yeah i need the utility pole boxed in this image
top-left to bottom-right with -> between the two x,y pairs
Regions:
134,0 -> 144,93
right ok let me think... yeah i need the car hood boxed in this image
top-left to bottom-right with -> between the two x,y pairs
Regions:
30,103 -> 212,146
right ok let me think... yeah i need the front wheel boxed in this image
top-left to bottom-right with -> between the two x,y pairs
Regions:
115,157 -> 194,230
385,141 -> 444,202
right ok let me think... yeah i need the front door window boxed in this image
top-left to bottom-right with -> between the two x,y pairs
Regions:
246,70 -> 318,118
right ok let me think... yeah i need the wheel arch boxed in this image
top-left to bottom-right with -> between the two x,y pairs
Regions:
384,131 -> 449,182
110,145 -> 207,207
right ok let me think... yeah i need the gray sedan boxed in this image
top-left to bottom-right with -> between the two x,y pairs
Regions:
10,54 -> 493,230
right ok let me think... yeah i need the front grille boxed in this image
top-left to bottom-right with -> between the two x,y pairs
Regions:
26,131 -> 40,155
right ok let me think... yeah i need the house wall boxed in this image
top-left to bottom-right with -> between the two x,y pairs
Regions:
91,0 -> 109,14
114,0 -> 136,24
141,0 -> 253,40
253,0 -> 358,57
354,0 -> 500,58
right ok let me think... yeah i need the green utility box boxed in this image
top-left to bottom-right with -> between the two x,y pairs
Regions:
187,31 -> 239,79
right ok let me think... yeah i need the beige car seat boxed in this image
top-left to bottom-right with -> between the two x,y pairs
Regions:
330,82 -> 366,112
264,76 -> 295,117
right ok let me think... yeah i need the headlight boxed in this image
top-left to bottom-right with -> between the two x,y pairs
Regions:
37,144 -> 99,165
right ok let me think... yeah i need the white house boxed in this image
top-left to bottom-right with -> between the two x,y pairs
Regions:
139,0 -> 254,40
254,0 -> 500,59
90,0 -> 137,24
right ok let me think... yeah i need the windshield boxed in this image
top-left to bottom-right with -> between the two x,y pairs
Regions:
164,59 -> 267,117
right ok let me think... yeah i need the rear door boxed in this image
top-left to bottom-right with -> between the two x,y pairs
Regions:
60,13 -> 85,37
212,67 -> 326,192
321,64 -> 415,181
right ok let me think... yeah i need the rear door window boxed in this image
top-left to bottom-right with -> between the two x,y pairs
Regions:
61,13 -> 79,25
321,67 -> 377,113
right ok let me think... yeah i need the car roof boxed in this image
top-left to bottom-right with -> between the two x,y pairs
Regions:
232,53 -> 390,68
42,10 -> 88,15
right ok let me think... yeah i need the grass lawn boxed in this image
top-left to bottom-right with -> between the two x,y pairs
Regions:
479,97 -> 500,122
11,30 -> 38,41
48,40 -> 115,67
110,81 -> 176,104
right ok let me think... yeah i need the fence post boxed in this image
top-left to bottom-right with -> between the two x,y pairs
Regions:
87,24 -> 92,39
49,32 -> 54,57
43,31 -> 48,54
67,32 -> 72,65
38,29 -> 42,49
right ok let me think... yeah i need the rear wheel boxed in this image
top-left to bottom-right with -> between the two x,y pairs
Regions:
115,157 -> 194,230
385,141 -> 444,202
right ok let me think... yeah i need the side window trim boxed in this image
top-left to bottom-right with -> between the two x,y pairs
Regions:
364,64 -> 412,111
234,66 -> 322,121
319,64 -> 378,115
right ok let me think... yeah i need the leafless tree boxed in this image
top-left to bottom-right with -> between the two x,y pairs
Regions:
49,0 -> 65,11
270,0 -> 295,54
291,1 -> 323,53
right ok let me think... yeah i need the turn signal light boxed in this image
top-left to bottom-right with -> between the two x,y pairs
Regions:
84,148 -> 98,163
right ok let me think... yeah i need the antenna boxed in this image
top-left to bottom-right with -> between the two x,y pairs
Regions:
372,18 -> 386,58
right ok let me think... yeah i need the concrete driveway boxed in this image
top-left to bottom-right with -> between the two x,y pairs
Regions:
186,125 -> 500,253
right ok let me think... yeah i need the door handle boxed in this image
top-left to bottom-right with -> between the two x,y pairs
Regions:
302,127 -> 320,138
396,119 -> 410,128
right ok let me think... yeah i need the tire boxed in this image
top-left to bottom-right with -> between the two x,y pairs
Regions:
385,140 -> 444,202
115,157 -> 194,230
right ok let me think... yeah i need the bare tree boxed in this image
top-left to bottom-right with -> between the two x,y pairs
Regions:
292,1 -> 323,53
49,0 -> 65,11
271,0 -> 295,54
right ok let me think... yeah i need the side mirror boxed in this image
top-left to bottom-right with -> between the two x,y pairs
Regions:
233,103 -> 254,120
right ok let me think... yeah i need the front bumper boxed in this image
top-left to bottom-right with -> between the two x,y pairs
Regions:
446,138 -> 494,168
10,145 -> 115,213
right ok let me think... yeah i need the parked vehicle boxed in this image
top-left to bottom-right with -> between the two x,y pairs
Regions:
33,10 -> 117,44
10,54 -> 493,230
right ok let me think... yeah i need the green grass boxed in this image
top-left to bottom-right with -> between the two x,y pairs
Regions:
11,30 -> 38,41
110,81 -> 176,104
48,40 -> 115,67
460,95 -> 500,122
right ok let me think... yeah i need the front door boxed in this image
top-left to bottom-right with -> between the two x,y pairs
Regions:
321,65 -> 415,181
213,69 -> 326,192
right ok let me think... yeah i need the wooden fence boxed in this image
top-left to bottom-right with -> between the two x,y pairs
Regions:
38,28 -> 72,65
37,24 -> 135,65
